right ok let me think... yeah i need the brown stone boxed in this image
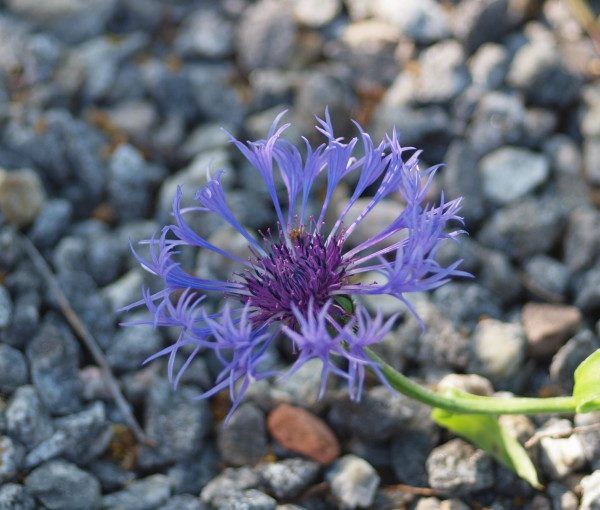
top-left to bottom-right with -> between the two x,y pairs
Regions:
267,404 -> 340,465
522,302 -> 582,358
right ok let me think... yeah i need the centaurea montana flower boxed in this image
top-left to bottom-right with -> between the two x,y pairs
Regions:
124,110 -> 467,420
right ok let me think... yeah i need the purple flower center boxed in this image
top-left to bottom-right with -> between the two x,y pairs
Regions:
239,228 -> 349,325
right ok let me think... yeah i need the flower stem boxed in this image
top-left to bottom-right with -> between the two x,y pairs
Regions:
367,348 -> 576,415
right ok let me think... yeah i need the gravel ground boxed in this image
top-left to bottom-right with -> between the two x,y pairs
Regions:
0,0 -> 599,508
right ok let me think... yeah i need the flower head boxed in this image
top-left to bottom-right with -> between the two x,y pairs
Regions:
124,110 -> 467,415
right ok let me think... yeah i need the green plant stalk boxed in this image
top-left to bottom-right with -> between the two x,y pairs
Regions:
367,348 -> 576,415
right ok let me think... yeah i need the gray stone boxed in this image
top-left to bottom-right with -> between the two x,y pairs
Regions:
538,419 -> 586,479
0,344 -> 28,394
564,207 -> 600,272
167,448 -> 218,495
327,455 -> 380,509
416,40 -> 470,104
478,197 -> 565,260
259,458 -> 320,499
442,141 -> 485,226
546,482 -> 578,510
399,300 -> 470,370
108,144 -> 152,222
543,134 -> 582,175
54,402 -> 112,465
0,484 -> 35,510
391,428 -> 435,487
23,430 -> 68,469
437,373 -> 494,396
469,43 -> 509,90
508,39 -> 581,108
101,474 -> 171,510
5,385 -> 53,449
175,7 -> 234,58
0,169 -> 45,228
581,471 -> 600,510
108,100 -> 158,140
196,228 -> 252,282
523,108 -> 558,148
102,268 -> 144,313
427,439 -> 494,496
294,0 -> 341,27
28,199 -> 72,249
201,467 -> 261,506
159,495 -> 205,510
236,0 -> 297,71
477,249 -> 521,305
0,435 -> 25,482
480,147 -> 549,204
88,459 -> 136,492
328,385 -> 414,441
523,255 -> 570,302
371,0 -> 450,43
107,322 -> 162,373
575,265 -> 600,311
584,137 -> 600,186
137,380 -> 211,468
550,330 -> 599,392
25,460 -> 101,510
26,318 -> 82,415
467,92 -> 525,155
433,283 -> 502,328
212,489 -> 277,510
469,318 -> 526,385
452,0 -> 515,53
217,402 -> 268,466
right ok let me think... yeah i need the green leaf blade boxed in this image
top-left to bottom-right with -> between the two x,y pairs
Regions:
432,408 -> 542,489
574,349 -> 600,413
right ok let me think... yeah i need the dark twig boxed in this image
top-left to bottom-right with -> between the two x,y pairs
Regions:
383,483 -> 442,497
20,234 -> 155,447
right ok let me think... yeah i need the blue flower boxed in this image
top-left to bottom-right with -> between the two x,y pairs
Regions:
124,110 -> 467,416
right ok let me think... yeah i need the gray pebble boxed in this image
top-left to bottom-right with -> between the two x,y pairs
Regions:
0,435 -> 25,482
581,470 -> 600,510
259,458 -> 320,499
159,494 -> 206,510
416,40 -> 470,104
442,140 -> 485,226
25,459 -> 101,510
294,0 -> 340,27
0,168 -> 46,228
328,386 -> 414,441
477,248 -> 521,305
0,284 -> 13,330
5,385 -> 53,449
88,459 -> 136,492
575,265 -> 600,311
480,147 -> 549,204
550,330 -> 599,393
167,448 -> 218,495
218,402 -> 268,466
236,0 -> 297,71
23,430 -> 67,469
427,439 -> 494,496
137,380 -> 211,468
107,322 -> 162,373
524,255 -> 570,302
469,318 -> 526,387
469,43 -> 509,90
26,318 -> 82,415
201,467 -> 261,505
28,199 -> 72,248
175,7 -> 234,58
326,454 -> 380,509
101,474 -> 171,510
433,283 -> 502,327
0,344 -> 28,394
391,428 -> 435,487
372,0 -> 450,44
538,419 -> 586,479
212,489 -> 277,510
453,0 -> 515,53
0,483 -> 35,510
478,197 -> 565,261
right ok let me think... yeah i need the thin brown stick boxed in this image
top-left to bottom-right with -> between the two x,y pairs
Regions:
20,234 -> 155,447
525,421 -> 600,449
383,483 -> 441,497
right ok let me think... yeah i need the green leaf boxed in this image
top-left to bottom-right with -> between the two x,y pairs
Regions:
432,408 -> 542,489
573,348 -> 600,413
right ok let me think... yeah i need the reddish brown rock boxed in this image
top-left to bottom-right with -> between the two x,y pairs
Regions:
267,404 -> 340,465
522,302 -> 582,358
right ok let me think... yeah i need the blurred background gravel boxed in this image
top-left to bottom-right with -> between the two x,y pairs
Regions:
0,0 -> 599,508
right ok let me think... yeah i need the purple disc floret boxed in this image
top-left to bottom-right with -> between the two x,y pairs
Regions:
123,109 -> 468,420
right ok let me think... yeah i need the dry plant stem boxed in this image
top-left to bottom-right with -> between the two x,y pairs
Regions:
524,421 -> 600,449
367,348 -> 577,415
566,0 -> 600,52
21,235 -> 155,447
